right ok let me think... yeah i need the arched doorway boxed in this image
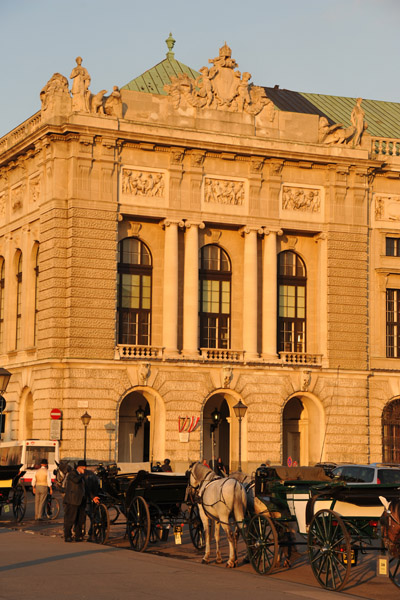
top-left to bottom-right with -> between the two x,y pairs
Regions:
282,394 -> 325,466
203,394 -> 230,469
19,390 -> 33,440
382,398 -> 400,463
118,391 -> 150,463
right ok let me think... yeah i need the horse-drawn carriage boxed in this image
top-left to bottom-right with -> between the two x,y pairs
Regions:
245,465 -> 400,591
0,464 -> 27,522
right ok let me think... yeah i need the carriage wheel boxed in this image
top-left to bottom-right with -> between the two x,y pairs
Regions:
127,496 -> 150,552
92,503 -> 110,544
189,504 -> 205,550
246,514 -> 279,575
12,484 -> 27,522
389,557 -> 400,588
148,502 -> 163,544
108,505 -> 120,525
308,509 -> 351,592
45,496 -> 60,520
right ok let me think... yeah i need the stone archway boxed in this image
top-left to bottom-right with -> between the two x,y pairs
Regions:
19,389 -> 33,440
282,393 -> 325,466
116,387 -> 166,466
202,390 -> 248,473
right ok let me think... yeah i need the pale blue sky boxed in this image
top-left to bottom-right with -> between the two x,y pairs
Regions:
1,0 -> 400,137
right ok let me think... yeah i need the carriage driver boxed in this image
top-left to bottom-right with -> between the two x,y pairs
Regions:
63,459 -> 99,542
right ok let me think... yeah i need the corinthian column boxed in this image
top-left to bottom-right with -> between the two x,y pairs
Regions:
183,221 -> 204,357
262,230 -> 280,358
242,227 -> 260,360
162,220 -> 181,356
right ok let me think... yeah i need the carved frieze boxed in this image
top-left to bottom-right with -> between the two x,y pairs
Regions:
0,194 -> 5,218
375,194 -> 400,221
204,177 -> 245,206
122,169 -> 165,198
281,186 -> 321,213
164,42 -> 275,120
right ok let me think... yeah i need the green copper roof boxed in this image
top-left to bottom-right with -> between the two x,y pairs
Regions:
122,34 -> 200,96
264,87 -> 400,139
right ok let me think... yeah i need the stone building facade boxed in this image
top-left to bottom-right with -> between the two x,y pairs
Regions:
1,40 -> 400,472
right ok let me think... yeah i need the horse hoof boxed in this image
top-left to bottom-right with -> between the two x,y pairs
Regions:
202,559 -> 209,565
216,557 -> 222,564
226,562 -> 235,568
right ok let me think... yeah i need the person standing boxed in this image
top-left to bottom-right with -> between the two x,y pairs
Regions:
214,457 -> 227,477
32,458 -> 52,521
161,458 -> 172,472
63,459 -> 86,542
83,467 -> 100,542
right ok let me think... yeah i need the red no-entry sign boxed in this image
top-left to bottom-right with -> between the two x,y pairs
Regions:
50,408 -> 62,420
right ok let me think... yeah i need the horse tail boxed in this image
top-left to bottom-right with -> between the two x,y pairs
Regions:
233,481 -> 247,526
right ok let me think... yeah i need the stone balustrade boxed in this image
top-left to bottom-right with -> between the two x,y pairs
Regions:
116,345 -> 164,359
371,137 -> 400,157
279,352 -> 322,365
200,348 -> 244,362
0,112 -> 42,154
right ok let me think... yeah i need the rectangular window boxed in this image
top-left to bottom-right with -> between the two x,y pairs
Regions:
386,238 -> 400,257
387,289 -> 400,357
278,284 -> 306,353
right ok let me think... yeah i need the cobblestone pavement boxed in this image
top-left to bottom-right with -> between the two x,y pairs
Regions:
1,491 -> 398,599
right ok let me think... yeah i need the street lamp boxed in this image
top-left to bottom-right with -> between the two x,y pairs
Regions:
80,411 -> 91,461
104,421 -> 116,462
0,368 -> 11,441
134,406 -> 146,436
233,400 -> 247,472
210,407 -> 222,470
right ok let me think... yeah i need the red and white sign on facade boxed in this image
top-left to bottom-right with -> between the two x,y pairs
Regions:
50,408 -> 62,420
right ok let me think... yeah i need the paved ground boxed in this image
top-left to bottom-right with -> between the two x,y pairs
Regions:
0,491 -> 398,599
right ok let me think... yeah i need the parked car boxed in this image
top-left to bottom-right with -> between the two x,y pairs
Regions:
331,463 -> 400,485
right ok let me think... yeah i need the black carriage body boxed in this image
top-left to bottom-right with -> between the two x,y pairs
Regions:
125,470 -> 188,516
0,464 -> 26,521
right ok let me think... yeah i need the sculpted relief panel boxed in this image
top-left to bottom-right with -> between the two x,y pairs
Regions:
29,176 -> 40,204
121,169 -> 166,202
204,177 -> 245,206
280,185 -> 323,221
375,195 -> 400,222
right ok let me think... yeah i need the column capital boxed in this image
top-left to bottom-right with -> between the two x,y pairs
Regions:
161,219 -> 185,229
263,227 -> 284,237
184,221 -> 205,230
239,225 -> 263,236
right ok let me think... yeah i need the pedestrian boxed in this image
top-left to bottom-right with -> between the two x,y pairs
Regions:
202,458 -> 210,468
161,458 -> 172,472
32,458 -> 52,521
214,457 -> 227,477
63,459 -> 87,542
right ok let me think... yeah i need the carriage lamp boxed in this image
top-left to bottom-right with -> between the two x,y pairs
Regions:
0,368 -> 11,441
233,400 -> 248,472
134,406 -> 146,436
80,411 -> 92,461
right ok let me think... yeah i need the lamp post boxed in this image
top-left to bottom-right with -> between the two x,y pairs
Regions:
233,400 -> 248,472
104,421 -> 116,462
210,407 -> 222,470
0,368 -> 11,441
80,411 -> 91,461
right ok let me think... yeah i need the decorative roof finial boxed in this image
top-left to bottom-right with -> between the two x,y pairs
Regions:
166,33 -> 176,58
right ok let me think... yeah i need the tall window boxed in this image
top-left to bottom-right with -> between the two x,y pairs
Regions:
117,238 -> 152,346
382,399 -> 400,463
34,248 -> 39,346
278,251 -> 306,353
386,289 -> 400,357
199,245 -> 231,349
0,260 -> 4,350
386,237 -> 400,257
16,253 -> 22,349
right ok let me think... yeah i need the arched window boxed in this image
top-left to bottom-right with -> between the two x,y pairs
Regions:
0,259 -> 4,350
117,238 -> 152,345
199,244 -> 231,349
382,399 -> 400,463
16,252 -> 22,349
277,251 -> 307,353
34,248 -> 39,346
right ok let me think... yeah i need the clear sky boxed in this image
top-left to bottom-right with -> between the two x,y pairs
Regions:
1,0 -> 400,137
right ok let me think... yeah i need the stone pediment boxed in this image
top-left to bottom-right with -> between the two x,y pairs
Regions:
164,42 -> 275,121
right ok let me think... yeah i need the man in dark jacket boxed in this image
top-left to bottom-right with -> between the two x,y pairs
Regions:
83,468 -> 101,542
63,460 -> 87,542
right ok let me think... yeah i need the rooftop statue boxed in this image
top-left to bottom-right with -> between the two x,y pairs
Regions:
40,72 -> 71,116
319,98 -> 368,147
70,56 -> 91,112
164,42 -> 275,120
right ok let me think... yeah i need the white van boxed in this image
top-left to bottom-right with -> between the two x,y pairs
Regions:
0,440 -> 60,487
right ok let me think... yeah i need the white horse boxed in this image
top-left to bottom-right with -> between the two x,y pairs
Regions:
188,461 -> 247,568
